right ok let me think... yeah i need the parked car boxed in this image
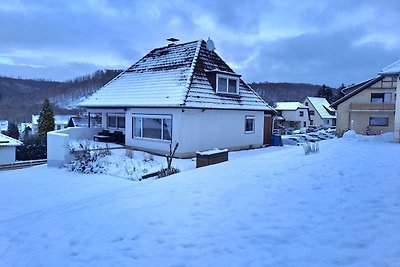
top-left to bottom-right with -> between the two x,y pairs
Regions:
307,132 -> 328,140
293,134 -> 320,143
281,135 -> 302,146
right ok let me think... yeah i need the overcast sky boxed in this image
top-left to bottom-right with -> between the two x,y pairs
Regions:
0,0 -> 399,87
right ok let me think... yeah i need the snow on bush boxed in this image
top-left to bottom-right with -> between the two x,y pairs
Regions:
67,140 -> 167,180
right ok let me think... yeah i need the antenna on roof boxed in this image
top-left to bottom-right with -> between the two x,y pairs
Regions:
167,38 -> 179,45
206,37 -> 215,51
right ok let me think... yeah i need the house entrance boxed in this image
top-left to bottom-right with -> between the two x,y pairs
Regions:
263,115 -> 272,145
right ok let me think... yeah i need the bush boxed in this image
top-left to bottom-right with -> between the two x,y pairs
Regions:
67,140 -> 110,174
16,135 -> 47,160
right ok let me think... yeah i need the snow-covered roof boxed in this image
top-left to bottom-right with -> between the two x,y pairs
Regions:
81,40 -> 273,111
32,115 -> 73,125
379,59 -> 400,75
275,102 -> 307,111
0,133 -> 22,147
306,97 -> 336,119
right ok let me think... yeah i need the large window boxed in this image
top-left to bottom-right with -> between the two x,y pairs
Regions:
245,116 -> 255,133
369,117 -> 388,126
133,115 -> 172,141
217,74 -> 239,94
371,93 -> 392,103
108,114 -> 125,130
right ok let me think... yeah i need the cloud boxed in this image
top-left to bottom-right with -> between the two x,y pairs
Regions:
0,0 -> 398,86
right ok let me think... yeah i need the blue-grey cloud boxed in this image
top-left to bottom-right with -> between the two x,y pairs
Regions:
0,0 -> 399,86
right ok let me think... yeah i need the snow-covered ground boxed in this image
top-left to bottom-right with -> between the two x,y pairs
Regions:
0,134 -> 399,266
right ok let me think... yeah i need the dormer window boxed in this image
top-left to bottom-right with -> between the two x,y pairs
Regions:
217,74 -> 239,94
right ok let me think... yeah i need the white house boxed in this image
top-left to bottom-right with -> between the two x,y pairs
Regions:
32,115 -> 72,134
80,39 -> 275,157
304,97 -> 336,127
0,120 -> 8,133
275,102 -> 309,130
0,133 -> 22,164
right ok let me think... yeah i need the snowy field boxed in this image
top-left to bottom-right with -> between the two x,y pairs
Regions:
0,133 -> 399,267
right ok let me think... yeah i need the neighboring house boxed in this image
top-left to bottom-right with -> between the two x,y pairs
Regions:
0,133 -> 22,164
304,97 -> 336,127
0,120 -> 8,133
378,60 -> 400,142
32,115 -> 72,134
331,73 -> 397,136
275,102 -> 309,130
19,123 -> 33,140
80,39 -> 275,157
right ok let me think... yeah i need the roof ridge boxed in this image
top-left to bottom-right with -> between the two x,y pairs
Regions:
182,40 -> 203,105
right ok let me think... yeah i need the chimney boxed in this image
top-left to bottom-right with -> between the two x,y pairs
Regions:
167,38 -> 179,46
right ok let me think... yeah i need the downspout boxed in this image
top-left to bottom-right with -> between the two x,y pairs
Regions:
394,75 -> 400,142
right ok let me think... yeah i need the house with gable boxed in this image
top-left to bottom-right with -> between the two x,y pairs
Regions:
274,102 -> 309,131
0,133 -> 22,165
304,97 -> 336,127
80,39 -> 275,158
331,60 -> 399,136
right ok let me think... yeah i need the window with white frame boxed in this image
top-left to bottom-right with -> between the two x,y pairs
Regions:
369,116 -> 388,126
245,116 -> 255,133
309,110 -> 315,115
133,115 -> 172,141
216,74 -> 239,94
108,114 -> 125,129
299,111 -> 304,117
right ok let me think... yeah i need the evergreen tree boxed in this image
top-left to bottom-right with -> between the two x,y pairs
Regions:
38,97 -> 55,137
315,84 -> 334,103
6,122 -> 19,140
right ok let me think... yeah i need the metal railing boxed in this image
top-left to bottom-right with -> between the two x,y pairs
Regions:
0,159 -> 47,171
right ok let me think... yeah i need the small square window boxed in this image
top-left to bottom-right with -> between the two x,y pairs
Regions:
299,111 -> 304,117
245,116 -> 255,133
309,110 -> 315,115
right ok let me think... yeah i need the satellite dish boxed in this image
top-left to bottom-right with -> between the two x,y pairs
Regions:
206,37 -> 215,51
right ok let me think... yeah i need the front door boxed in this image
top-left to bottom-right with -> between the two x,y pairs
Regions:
263,115 -> 272,145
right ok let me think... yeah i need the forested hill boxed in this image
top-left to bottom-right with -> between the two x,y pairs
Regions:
250,82 -> 337,106
0,70 -> 122,122
1,70 -> 338,123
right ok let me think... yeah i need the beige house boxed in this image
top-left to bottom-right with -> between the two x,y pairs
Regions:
304,97 -> 336,127
331,75 -> 397,136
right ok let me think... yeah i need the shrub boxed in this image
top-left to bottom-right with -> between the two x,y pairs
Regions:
16,135 -> 47,160
67,140 -> 110,174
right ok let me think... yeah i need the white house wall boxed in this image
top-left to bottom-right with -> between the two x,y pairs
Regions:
179,109 -> 264,156
281,108 -> 309,128
125,108 -> 264,158
0,146 -> 16,165
125,108 -> 183,156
